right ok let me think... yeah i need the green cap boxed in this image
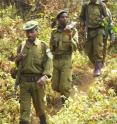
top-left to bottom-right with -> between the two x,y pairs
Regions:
23,20 -> 38,31
56,9 -> 68,19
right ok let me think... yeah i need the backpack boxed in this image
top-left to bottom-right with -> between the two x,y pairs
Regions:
84,2 -> 106,25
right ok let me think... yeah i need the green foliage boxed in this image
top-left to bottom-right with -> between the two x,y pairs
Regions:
49,87 -> 117,124
0,73 -> 19,124
0,1 -> 117,124
113,26 -> 117,37
37,18 -> 51,42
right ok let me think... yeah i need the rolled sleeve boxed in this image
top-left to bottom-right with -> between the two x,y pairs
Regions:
43,46 -> 53,78
71,29 -> 78,52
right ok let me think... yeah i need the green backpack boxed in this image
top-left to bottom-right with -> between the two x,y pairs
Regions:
84,2 -> 106,26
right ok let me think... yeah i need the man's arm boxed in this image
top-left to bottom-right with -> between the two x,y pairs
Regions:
15,42 -> 26,67
13,44 -> 22,97
50,30 -> 56,54
70,28 -> 79,52
15,45 -> 22,66
101,2 -> 108,17
79,4 -> 87,26
37,43 -> 53,86
42,43 -> 53,78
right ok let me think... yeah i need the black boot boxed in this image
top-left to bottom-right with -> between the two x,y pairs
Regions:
94,62 -> 103,77
39,114 -> 47,124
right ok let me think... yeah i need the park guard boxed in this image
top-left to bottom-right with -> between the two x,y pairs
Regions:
15,20 -> 52,124
50,10 -> 78,103
79,0 -> 109,76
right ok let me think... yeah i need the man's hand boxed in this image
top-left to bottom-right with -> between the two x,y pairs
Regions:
64,29 -> 73,40
64,22 -> 77,40
16,53 -> 26,62
37,75 -> 48,86
64,26 -> 73,40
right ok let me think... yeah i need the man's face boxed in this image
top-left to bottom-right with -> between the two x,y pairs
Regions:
58,13 -> 68,27
90,0 -> 97,3
26,28 -> 37,42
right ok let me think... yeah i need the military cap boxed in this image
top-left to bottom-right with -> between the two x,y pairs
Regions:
23,20 -> 38,31
56,9 -> 68,19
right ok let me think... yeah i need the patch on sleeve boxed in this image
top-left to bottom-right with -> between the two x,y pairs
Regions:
46,48 -> 53,59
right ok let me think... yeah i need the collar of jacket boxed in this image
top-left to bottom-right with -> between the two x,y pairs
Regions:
25,38 -> 40,47
89,1 -> 100,5
57,28 -> 64,32
34,39 -> 40,45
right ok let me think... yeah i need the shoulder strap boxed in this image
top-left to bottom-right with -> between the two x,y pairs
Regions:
85,4 -> 88,22
20,41 -> 26,53
40,41 -> 47,54
84,3 -> 88,35
83,3 -> 88,17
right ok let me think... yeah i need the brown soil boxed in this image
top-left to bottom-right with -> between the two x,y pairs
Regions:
72,66 -> 94,92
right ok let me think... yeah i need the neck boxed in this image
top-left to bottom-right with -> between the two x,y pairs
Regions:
28,38 -> 36,44
58,24 -> 66,30
90,1 -> 96,4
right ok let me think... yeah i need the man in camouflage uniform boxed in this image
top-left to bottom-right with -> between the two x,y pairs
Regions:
79,0 -> 109,76
15,20 -> 52,124
50,10 -> 78,102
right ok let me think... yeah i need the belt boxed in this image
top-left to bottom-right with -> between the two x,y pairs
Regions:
53,54 -> 71,60
20,73 -> 41,82
88,26 -> 103,31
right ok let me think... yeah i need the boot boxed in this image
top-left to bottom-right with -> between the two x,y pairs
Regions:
39,114 -> 47,124
93,62 -> 103,77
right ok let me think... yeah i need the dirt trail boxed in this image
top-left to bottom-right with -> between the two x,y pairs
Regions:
72,66 -> 94,92
47,66 -> 95,115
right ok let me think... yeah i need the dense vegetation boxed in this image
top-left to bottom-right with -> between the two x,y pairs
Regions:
0,1 -> 117,124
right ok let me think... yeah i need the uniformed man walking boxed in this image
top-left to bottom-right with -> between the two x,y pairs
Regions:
79,0 -> 109,76
50,10 -> 78,103
15,20 -> 52,124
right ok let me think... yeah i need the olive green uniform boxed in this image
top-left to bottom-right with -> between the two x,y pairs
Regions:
80,2 -> 108,64
50,28 -> 78,97
16,39 -> 52,123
